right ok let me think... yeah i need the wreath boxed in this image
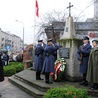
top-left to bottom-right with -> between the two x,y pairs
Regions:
54,58 -> 66,80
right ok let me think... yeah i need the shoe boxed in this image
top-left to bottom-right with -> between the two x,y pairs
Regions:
39,78 -> 44,80
79,81 -> 85,85
90,84 -> 98,90
84,81 -> 88,86
90,86 -> 95,90
36,78 -> 43,80
46,81 -> 53,84
90,83 -> 95,89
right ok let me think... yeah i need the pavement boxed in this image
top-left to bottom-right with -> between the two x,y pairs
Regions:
0,77 -> 33,98
0,77 -> 97,98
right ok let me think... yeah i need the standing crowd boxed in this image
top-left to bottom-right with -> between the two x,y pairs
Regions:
0,52 -> 23,66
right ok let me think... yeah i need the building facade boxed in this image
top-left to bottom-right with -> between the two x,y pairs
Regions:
0,28 -> 23,53
11,34 -> 23,53
87,0 -> 98,22
45,21 -> 98,44
94,0 -> 98,19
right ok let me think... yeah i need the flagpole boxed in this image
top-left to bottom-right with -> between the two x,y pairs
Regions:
33,0 -> 39,44
34,0 -> 36,41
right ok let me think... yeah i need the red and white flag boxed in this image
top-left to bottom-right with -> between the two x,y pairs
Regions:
36,0 -> 39,17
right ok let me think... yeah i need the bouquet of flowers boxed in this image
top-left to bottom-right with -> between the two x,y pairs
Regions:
54,58 -> 66,80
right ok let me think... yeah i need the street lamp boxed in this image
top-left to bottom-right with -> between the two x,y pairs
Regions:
15,20 -> 24,51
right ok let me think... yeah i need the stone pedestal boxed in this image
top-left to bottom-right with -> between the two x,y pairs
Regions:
59,16 -> 82,81
58,39 -> 82,81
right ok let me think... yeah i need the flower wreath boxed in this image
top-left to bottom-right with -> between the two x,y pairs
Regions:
54,58 -> 66,80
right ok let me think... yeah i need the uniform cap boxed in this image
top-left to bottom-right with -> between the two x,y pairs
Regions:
83,36 -> 89,40
47,38 -> 53,42
92,40 -> 98,43
38,40 -> 43,42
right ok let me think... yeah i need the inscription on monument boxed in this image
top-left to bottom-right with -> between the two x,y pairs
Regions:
59,48 -> 70,59
66,27 -> 68,32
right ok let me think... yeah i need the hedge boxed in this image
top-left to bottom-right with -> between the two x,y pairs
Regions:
4,62 -> 24,76
11,62 -> 24,73
44,85 -> 90,98
4,66 -> 16,76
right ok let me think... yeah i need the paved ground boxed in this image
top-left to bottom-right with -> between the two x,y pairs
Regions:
0,77 -> 33,98
0,77 -> 97,98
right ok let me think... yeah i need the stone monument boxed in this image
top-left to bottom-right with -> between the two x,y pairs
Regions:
59,3 -> 82,81
23,44 -> 34,69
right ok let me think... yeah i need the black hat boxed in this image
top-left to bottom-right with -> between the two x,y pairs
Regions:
47,38 -> 53,42
38,40 -> 43,42
92,40 -> 98,43
83,36 -> 89,40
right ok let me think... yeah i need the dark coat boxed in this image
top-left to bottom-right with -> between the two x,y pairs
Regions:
34,44 -> 44,71
77,43 -> 91,74
0,55 -> 4,82
16,54 -> 23,62
2,54 -> 7,66
87,47 -> 98,83
42,44 -> 59,73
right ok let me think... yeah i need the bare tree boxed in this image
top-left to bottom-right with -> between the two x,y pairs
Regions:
34,9 -> 68,41
35,9 -> 68,28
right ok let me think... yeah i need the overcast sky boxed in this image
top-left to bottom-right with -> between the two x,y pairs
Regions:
0,0 -> 94,44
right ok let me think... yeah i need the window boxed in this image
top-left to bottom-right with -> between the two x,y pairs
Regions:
2,38 -> 4,41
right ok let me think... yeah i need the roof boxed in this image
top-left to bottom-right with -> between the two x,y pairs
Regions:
45,21 -> 98,31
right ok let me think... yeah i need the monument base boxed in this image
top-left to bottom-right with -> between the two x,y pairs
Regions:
65,76 -> 82,82
58,38 -> 83,81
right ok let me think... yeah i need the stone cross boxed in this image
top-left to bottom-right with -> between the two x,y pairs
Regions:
67,2 -> 73,17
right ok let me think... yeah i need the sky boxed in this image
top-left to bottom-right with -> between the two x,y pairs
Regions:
0,0 -> 94,44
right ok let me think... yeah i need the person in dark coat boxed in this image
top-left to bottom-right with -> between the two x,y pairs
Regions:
2,53 -> 7,66
16,54 -> 23,62
34,40 -> 44,80
77,36 -> 91,86
0,52 -> 4,97
42,39 -> 59,84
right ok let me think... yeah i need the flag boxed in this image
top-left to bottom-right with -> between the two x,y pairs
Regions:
36,0 -> 39,17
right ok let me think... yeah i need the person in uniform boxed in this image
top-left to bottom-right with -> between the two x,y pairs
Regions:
42,39 -> 59,84
87,40 -> 98,90
34,40 -> 44,80
0,52 -> 4,97
77,36 -> 91,86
